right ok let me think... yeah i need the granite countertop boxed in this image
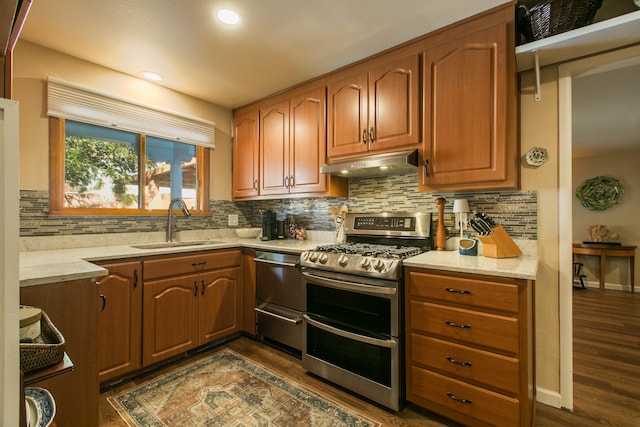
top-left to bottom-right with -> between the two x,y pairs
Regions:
20,232 -> 538,286
403,250 -> 538,280
19,233 -> 328,287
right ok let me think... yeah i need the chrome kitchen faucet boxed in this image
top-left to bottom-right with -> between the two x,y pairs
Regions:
166,198 -> 191,242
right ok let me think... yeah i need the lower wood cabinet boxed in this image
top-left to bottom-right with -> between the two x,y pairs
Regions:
142,250 -> 242,367
96,260 -> 142,383
405,267 -> 535,427
20,278 -> 100,427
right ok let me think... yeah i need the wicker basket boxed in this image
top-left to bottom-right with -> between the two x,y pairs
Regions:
518,0 -> 603,43
20,310 -> 65,373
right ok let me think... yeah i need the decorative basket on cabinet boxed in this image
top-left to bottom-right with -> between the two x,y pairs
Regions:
518,0 -> 603,43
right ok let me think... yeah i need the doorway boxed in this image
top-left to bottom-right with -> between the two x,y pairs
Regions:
558,44 -> 640,410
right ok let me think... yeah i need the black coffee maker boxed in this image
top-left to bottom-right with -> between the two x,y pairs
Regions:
259,210 -> 276,241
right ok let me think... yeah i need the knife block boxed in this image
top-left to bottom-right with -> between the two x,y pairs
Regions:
477,225 -> 522,258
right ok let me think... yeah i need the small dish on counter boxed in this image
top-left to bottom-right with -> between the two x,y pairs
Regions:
25,386 -> 56,427
235,228 -> 261,239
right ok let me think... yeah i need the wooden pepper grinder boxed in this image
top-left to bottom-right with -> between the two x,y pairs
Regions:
435,197 -> 447,251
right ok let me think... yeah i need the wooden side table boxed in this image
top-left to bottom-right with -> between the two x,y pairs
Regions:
572,243 -> 636,291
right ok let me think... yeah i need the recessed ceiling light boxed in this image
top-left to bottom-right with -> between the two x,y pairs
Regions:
142,71 -> 162,81
217,9 -> 240,25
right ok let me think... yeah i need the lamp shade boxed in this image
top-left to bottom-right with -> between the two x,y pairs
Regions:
453,199 -> 470,213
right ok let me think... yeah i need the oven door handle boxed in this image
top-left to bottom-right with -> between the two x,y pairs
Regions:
302,271 -> 397,296
255,307 -> 302,325
303,314 -> 397,349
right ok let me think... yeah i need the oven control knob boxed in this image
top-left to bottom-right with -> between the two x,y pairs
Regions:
373,259 -> 387,272
360,258 -> 371,269
338,254 -> 349,267
318,253 -> 329,264
309,252 -> 319,263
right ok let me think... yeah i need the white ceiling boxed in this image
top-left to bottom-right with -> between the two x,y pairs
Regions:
19,0 -> 511,109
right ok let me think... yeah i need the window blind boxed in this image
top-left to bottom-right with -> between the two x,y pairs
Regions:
47,77 -> 215,148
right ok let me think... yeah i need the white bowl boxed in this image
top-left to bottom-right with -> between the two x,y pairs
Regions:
235,228 -> 261,239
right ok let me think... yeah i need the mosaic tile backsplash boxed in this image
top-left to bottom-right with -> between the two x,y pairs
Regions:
20,172 -> 537,240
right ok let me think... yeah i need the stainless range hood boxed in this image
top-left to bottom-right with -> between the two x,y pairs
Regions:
320,149 -> 419,178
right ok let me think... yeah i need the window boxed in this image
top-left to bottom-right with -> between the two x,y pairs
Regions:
50,118 -> 210,214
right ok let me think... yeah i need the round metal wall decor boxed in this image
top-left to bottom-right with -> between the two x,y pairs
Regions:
575,176 -> 624,211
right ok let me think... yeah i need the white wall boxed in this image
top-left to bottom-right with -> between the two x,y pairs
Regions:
0,99 -> 20,427
572,148 -> 640,289
12,40 -> 233,200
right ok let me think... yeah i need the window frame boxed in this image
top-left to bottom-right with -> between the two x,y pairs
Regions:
49,117 -> 210,216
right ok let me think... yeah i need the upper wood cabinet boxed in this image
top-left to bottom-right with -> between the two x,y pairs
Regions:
233,85 -> 347,200
327,53 -> 421,159
260,88 -> 329,196
419,6 -> 518,191
232,110 -> 259,198
260,100 -> 290,195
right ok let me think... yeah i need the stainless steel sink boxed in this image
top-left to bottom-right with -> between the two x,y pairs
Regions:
131,240 -> 222,249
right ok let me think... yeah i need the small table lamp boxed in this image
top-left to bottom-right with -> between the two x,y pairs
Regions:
453,199 -> 470,239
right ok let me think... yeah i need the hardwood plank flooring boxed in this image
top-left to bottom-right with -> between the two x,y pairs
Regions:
536,288 -> 640,427
99,288 -> 639,426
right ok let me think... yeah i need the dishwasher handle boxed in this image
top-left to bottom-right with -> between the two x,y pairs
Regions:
255,307 -> 302,325
254,252 -> 300,268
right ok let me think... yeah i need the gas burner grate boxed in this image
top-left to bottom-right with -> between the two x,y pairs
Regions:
314,242 -> 423,259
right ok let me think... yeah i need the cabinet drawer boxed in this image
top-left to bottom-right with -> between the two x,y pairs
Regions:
410,334 -> 519,394
409,366 -> 520,427
410,301 -> 518,354
144,250 -> 241,280
408,270 -> 518,313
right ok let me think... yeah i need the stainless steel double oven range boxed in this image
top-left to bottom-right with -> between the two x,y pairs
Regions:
300,212 -> 432,411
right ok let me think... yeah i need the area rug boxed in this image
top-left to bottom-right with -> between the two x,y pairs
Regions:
108,348 -> 381,426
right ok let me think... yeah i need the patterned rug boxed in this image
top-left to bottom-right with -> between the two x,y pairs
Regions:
108,348 -> 381,426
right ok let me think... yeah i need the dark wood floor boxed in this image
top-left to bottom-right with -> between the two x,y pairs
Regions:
99,288 -> 640,426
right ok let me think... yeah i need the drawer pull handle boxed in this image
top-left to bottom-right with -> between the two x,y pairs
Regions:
445,287 -> 471,295
191,261 -> 207,268
447,392 -> 473,405
445,320 -> 471,329
194,281 -> 198,296
99,294 -> 106,312
446,356 -> 472,367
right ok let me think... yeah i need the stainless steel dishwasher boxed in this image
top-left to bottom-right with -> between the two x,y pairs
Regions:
254,251 -> 304,352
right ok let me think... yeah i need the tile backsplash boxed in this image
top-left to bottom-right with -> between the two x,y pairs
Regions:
20,173 -> 537,240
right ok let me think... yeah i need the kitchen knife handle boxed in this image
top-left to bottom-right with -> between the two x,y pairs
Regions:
362,128 -> 367,144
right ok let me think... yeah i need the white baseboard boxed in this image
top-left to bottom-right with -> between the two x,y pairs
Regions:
536,386 -> 562,408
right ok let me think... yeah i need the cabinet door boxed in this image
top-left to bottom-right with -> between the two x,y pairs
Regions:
369,54 -> 420,151
421,23 -> 508,189
289,87 -> 327,194
327,71 -> 369,158
142,275 -> 199,366
260,101 -> 289,195
20,279 -> 99,427
232,110 -> 259,198
199,267 -> 241,344
97,261 -> 142,383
